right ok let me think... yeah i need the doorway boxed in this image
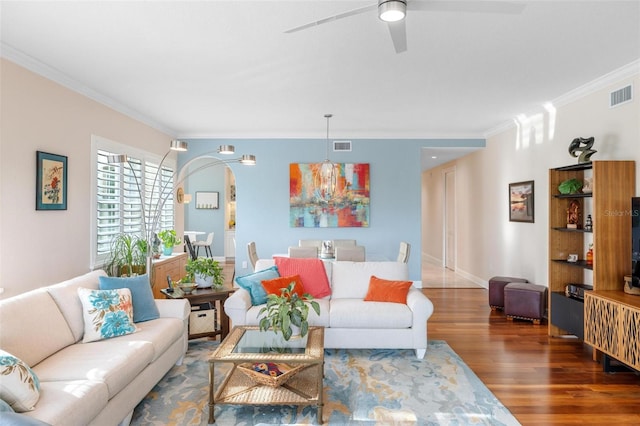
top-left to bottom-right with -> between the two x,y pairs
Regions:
444,167 -> 456,271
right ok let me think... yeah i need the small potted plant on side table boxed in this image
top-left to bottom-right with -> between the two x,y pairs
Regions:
186,257 -> 224,289
157,229 -> 181,256
258,282 -> 320,341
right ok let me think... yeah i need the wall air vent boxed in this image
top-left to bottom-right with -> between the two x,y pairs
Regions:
333,140 -> 352,152
609,84 -> 632,108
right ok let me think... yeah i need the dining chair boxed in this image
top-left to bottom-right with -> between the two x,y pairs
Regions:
183,235 -> 197,261
397,241 -> 411,263
335,246 -> 365,262
193,232 -> 214,257
332,239 -> 357,248
298,239 -> 322,249
247,241 -> 259,270
288,246 -> 318,258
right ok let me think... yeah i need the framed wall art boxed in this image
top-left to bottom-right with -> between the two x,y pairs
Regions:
289,162 -> 370,228
36,151 -> 67,210
509,180 -> 534,223
195,191 -> 219,209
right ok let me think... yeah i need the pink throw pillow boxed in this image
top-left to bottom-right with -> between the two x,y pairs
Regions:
274,257 -> 331,298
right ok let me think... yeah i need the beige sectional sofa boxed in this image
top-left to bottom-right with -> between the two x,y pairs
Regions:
0,270 -> 189,426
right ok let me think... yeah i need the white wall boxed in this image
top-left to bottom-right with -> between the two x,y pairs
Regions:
424,69 -> 640,287
0,59 -> 174,298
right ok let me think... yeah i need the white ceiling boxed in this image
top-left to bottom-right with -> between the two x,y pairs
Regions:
2,1 -> 639,146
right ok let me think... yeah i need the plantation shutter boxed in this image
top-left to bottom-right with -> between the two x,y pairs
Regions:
96,149 -> 174,259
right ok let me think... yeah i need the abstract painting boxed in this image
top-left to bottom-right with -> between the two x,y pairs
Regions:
290,163 -> 369,227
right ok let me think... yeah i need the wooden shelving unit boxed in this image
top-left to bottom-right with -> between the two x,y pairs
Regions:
548,160 -> 635,338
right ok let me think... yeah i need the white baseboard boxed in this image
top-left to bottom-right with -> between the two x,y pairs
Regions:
454,268 -> 488,289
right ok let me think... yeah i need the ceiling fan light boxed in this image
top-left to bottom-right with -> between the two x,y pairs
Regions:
378,0 -> 406,22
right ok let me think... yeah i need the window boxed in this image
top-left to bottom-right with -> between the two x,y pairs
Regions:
92,136 -> 175,267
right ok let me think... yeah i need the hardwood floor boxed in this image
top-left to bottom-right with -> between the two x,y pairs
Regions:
424,287 -> 640,425
222,260 -> 640,424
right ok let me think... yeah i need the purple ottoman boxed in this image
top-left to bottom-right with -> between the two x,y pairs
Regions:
504,282 -> 548,324
489,276 -> 528,310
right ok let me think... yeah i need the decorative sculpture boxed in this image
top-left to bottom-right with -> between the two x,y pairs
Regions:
566,200 -> 581,229
568,136 -> 597,163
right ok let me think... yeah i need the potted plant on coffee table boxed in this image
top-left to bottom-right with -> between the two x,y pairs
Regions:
157,229 -> 181,256
185,257 -> 224,289
258,282 -> 321,341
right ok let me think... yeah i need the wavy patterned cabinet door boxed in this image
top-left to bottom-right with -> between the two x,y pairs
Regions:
584,292 -> 619,357
620,305 -> 640,370
584,291 -> 640,371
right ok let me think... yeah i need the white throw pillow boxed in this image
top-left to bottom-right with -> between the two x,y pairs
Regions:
77,287 -> 137,343
0,350 -> 41,412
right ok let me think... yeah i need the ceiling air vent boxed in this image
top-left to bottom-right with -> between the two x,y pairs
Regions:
610,84 -> 632,108
333,140 -> 352,152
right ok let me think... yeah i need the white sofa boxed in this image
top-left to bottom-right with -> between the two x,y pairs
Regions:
0,270 -> 189,426
225,259 -> 434,358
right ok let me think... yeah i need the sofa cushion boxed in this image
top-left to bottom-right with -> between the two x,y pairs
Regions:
21,380 -> 108,426
99,274 -> 160,323
261,275 -> 305,297
235,266 -> 280,305
32,339 -> 154,400
0,412 -> 52,425
274,257 -> 331,298
0,289 -> 75,367
108,317 -> 185,362
46,270 -> 105,343
0,350 -> 40,412
77,287 -> 137,343
330,299 -> 413,328
331,261 -> 409,299
364,275 -> 413,304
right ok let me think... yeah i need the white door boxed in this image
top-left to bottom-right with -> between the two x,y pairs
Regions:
444,168 -> 456,271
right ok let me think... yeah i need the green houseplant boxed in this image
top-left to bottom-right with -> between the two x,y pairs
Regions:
185,257 -> 224,289
105,233 -> 147,277
258,282 -> 321,341
157,229 -> 181,255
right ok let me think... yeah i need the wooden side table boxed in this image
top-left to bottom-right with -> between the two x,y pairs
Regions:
161,284 -> 235,340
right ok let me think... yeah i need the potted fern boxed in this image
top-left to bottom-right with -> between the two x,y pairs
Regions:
258,282 -> 321,341
185,257 -> 224,289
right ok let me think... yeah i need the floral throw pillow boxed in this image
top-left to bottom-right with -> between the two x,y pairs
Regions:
0,350 -> 41,412
77,287 -> 137,343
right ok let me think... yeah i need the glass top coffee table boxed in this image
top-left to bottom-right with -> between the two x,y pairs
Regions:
208,326 -> 324,424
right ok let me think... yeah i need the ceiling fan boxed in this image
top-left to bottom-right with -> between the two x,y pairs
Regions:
285,0 -> 526,54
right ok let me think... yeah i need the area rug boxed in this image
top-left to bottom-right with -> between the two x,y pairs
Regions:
131,340 -> 520,425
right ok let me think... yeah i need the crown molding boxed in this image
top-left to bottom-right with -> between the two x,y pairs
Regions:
1,42 -> 177,137
484,59 -> 640,139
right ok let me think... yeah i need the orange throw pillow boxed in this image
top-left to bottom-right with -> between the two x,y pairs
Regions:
261,275 -> 305,297
364,275 -> 413,304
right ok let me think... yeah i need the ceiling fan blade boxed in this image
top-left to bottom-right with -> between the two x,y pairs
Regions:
285,3 -> 378,33
409,0 -> 526,15
388,20 -> 407,54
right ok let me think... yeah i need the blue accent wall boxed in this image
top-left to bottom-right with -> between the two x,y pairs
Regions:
180,138 -> 484,280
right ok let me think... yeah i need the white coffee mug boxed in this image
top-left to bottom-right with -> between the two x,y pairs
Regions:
567,254 -> 578,262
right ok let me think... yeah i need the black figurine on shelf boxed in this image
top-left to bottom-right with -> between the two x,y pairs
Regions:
568,136 -> 597,163
585,214 -> 593,231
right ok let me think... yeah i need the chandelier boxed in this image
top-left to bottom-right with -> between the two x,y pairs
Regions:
315,114 -> 338,202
